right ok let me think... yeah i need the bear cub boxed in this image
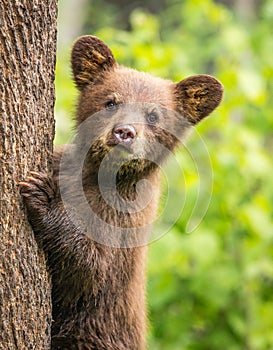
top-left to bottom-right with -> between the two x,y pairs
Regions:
20,36 -> 223,350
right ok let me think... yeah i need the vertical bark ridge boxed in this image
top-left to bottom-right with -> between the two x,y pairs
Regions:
0,1 -> 58,348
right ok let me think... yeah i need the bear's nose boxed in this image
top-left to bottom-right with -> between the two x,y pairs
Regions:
113,124 -> 136,143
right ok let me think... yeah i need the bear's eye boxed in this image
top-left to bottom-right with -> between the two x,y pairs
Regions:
147,112 -> 158,125
105,100 -> 117,110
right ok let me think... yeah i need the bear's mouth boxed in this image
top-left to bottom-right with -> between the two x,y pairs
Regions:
106,135 -> 149,158
107,141 -> 135,155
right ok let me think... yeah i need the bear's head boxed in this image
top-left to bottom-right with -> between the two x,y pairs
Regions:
70,36 -> 223,180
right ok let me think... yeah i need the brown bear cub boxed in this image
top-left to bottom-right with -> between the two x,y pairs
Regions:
20,36 -> 223,349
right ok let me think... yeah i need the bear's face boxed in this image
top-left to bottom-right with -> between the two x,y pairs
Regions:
71,36 -> 223,179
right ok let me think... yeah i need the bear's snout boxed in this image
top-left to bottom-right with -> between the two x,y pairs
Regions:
113,124 -> 136,144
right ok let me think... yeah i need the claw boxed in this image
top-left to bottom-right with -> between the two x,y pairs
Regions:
26,176 -> 40,183
21,192 -> 32,198
18,181 -> 33,188
29,171 -> 44,178
18,181 -> 32,188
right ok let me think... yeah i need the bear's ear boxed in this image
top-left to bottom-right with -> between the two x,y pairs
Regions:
173,75 -> 223,124
71,35 -> 117,90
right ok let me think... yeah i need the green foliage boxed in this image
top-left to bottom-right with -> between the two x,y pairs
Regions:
55,0 -> 273,348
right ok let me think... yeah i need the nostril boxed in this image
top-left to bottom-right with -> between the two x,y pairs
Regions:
113,124 -> 136,143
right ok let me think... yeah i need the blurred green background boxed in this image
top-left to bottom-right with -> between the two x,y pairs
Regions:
55,0 -> 273,349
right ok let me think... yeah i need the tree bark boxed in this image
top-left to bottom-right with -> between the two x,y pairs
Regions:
0,1 -> 57,348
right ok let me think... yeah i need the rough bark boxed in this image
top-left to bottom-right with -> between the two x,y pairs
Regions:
0,1 -> 57,349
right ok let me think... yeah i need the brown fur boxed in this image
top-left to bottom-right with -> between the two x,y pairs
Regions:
20,36 -> 223,349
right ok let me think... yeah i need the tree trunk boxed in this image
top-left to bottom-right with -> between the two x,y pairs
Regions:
0,1 -> 57,348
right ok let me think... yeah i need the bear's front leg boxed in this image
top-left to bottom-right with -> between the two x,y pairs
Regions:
19,172 -> 101,348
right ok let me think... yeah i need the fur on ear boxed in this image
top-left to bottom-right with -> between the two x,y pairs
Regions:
71,35 -> 116,90
174,75 -> 223,124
